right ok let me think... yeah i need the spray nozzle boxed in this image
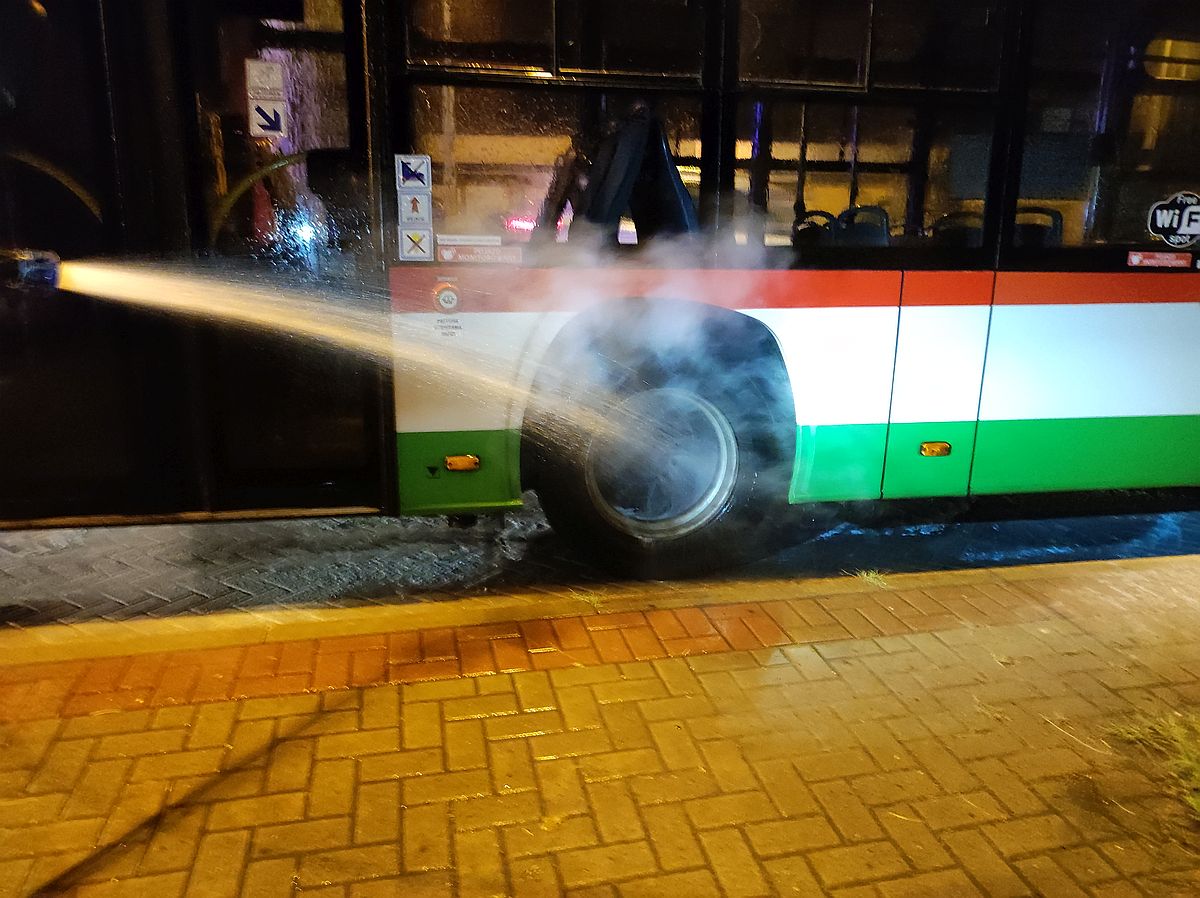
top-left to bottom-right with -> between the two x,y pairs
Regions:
0,248 -> 60,290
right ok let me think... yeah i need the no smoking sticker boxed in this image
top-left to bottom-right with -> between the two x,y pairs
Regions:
401,228 -> 433,261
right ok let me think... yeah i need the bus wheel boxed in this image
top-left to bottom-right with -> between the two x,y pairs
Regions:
528,317 -> 795,578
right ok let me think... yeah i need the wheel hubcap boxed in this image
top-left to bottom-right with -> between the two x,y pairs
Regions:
584,388 -> 738,540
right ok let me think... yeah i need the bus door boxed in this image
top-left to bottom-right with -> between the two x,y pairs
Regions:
881,271 -> 994,499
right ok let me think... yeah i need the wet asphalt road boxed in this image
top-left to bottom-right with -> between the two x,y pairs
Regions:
1,499 -> 1198,627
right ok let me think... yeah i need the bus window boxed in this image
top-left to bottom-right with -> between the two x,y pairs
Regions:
739,0 -> 870,87
407,0 -> 554,71
558,0 -> 705,77
871,0 -> 1000,91
1013,1 -> 1200,251
409,87 -> 702,246
735,100 -> 993,257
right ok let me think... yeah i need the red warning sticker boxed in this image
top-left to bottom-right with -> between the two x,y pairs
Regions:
436,244 -> 523,264
1127,250 -> 1192,268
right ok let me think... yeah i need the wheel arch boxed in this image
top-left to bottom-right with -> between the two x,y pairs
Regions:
518,297 -> 796,490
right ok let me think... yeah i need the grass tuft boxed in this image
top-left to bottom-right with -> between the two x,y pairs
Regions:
847,569 -> 889,588
1111,713 -> 1200,820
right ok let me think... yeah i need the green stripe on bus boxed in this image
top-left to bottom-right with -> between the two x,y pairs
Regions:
396,430 -> 523,515
970,415 -> 1200,494
883,421 -> 979,499
790,423 -> 888,503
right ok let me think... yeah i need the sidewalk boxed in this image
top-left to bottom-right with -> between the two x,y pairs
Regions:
2,555 -> 1200,896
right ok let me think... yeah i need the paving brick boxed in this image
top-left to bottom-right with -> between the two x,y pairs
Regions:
27,739 -> 94,794
557,685 -> 603,730
298,844 -> 400,886
0,792 -> 66,827
941,830 -> 1031,898
559,841 -> 657,889
359,747 -> 443,782
209,792 -> 306,830
140,806 -> 207,875
1014,855 -> 1090,898
796,748 -> 878,782
641,803 -> 705,871
578,748 -> 662,783
967,758 -> 1046,816
586,780 -> 644,843
446,720 -> 487,770
264,738 -> 313,793
852,769 -> 941,805
241,858 -> 298,898
699,828 -> 770,898
485,709 -> 563,741
254,817 -> 352,857
685,790 -> 778,830
504,814 -> 599,858
599,702 -> 653,751
876,869 -> 984,898
647,719 -> 702,770
812,779 -> 884,841
355,780 -> 401,844
404,769 -> 493,805
454,791 -> 541,831
914,790 -> 1008,830
360,685 -> 401,730
490,738 -> 537,793
620,869 -> 722,898
878,805 -> 953,871
810,841 -> 910,889
130,749 -> 225,782
186,829 -> 249,898
308,759 -> 356,817
746,817 -> 839,857
629,768 -> 719,805
403,802 -> 451,870
455,828 -> 509,898
316,728 -> 401,759
402,701 -> 443,750
529,729 -> 613,761
984,814 -> 1082,858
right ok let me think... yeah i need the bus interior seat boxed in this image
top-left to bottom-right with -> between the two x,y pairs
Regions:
579,108 -> 698,243
792,210 -> 838,246
1013,206 -> 1064,248
930,210 -> 985,248
838,206 -> 891,246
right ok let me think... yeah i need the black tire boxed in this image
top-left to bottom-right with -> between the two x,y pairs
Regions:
525,301 -> 795,578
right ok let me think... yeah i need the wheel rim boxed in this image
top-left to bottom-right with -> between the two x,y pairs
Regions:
584,388 -> 738,540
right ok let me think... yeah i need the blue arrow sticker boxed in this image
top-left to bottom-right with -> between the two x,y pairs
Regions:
254,106 -> 283,132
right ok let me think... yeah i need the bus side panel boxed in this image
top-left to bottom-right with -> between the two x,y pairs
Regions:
746,305 -> 900,502
882,271 -> 994,499
970,273 -> 1200,494
392,266 -> 903,511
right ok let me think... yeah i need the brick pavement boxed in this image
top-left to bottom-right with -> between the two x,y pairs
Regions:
2,555 -> 1200,896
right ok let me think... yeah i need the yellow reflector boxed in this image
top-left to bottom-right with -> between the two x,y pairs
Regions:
444,454 -> 481,472
919,441 -> 952,457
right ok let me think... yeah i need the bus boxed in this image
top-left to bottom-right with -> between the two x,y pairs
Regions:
385,0 -> 1200,574
2,0 -> 1199,577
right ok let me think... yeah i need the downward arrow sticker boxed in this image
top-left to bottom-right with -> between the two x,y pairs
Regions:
254,106 -> 282,132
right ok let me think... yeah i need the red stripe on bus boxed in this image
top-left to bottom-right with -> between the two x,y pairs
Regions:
901,270 -> 994,306
390,267 -> 903,312
995,272 -> 1200,305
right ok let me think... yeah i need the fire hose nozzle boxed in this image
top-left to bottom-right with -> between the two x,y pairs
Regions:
0,248 -> 60,290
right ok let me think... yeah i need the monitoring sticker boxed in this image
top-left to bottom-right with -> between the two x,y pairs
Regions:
1147,191 -> 1200,248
